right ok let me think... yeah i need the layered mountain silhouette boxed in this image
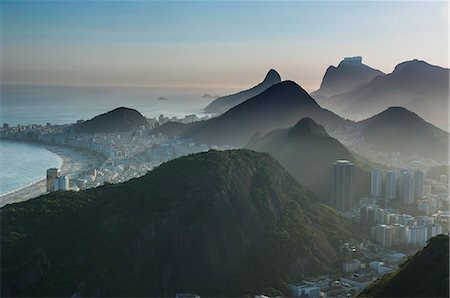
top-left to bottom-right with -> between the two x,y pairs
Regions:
204,69 -> 282,114
359,234 -> 449,297
247,118 -> 371,202
73,107 -> 148,134
355,107 -> 449,162
1,150 -> 351,296
312,56 -> 385,98
318,60 -> 449,130
184,81 -> 353,146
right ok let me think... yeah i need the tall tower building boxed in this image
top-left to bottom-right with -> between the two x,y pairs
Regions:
371,168 -> 381,198
414,170 -> 424,200
46,168 -> 60,192
331,160 -> 354,211
385,170 -> 396,200
400,170 -> 414,205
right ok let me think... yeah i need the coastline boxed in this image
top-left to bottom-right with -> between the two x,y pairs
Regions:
0,142 -> 105,208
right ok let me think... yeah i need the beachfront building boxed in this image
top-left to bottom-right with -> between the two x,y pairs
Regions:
54,175 -> 70,191
47,168 -> 69,192
46,168 -> 61,192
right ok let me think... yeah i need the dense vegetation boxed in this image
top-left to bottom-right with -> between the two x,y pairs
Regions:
359,234 -> 449,297
247,118 -> 372,203
73,107 -> 149,134
1,149 -> 352,297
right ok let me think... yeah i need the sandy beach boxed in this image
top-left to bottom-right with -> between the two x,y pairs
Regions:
0,144 -> 105,208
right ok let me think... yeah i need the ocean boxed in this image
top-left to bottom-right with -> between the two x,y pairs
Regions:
0,84 -> 228,195
0,140 -> 62,196
0,84 -> 229,126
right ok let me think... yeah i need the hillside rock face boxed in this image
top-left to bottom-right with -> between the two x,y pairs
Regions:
312,56 -> 384,97
73,107 -> 149,134
204,69 -> 282,114
359,234 -> 449,297
1,150 -> 351,297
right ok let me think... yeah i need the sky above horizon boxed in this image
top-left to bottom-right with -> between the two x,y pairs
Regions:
2,1 -> 448,92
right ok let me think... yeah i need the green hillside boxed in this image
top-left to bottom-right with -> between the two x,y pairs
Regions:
247,118 -> 371,203
1,149 -> 351,297
359,234 -> 449,297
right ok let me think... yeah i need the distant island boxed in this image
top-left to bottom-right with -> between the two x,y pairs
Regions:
201,93 -> 219,99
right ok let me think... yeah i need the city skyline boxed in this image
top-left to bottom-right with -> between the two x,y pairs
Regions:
2,1 -> 448,91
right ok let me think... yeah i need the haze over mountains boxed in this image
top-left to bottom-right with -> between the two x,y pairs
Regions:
246,118 -> 371,202
204,69 -> 282,114
148,75 -> 449,163
355,107 -> 449,162
185,81 -> 353,146
312,56 -> 385,98
1,150 -> 350,296
314,59 -> 449,130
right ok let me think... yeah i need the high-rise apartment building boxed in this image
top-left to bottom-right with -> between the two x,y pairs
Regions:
331,160 -> 354,211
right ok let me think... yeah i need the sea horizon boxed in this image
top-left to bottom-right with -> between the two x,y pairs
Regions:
1,84 -> 230,126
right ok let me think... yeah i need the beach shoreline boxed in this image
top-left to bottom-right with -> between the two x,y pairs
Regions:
0,142 -> 105,208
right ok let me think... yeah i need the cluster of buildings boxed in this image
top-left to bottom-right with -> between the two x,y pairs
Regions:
1,115 -> 231,194
331,161 -> 433,213
46,168 -> 69,192
154,113 -> 210,126
370,168 -> 424,205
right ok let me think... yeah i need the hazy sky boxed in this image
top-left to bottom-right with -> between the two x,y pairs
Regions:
2,1 -> 448,92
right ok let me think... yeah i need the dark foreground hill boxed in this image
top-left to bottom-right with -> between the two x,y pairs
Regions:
1,150 -> 351,297
73,107 -> 149,134
184,81 -> 353,146
204,69 -> 282,114
247,118 -> 371,203
359,234 -> 449,297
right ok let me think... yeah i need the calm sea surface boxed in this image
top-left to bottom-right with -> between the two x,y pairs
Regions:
0,140 -> 62,196
0,84 -> 228,194
0,84 -> 228,126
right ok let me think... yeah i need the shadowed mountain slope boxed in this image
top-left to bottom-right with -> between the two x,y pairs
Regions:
247,118 -> 371,202
320,60 -> 449,130
185,81 -> 353,146
312,56 -> 385,98
204,69 -> 282,114
359,234 -> 449,297
355,106 -> 449,162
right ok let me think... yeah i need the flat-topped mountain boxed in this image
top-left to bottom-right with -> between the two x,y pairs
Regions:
1,149 -> 351,297
321,59 -> 449,130
247,118 -> 370,202
359,234 -> 449,297
312,56 -> 385,98
73,107 -> 149,134
184,81 -> 353,146
356,106 -> 449,162
204,69 -> 282,114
